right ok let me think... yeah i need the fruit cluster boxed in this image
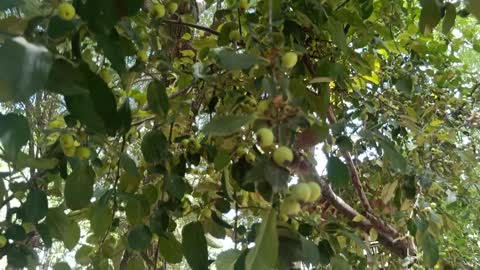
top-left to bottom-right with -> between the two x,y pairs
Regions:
59,134 -> 91,160
279,181 -> 322,216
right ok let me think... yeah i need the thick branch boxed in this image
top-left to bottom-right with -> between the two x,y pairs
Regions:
306,160 -> 416,258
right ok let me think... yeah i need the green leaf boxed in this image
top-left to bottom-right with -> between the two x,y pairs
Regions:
15,152 -> 58,170
442,3 -> 456,35
327,157 -> 350,187
327,18 -> 348,52
128,225 -> 152,250
64,163 -> 95,210
7,245 -> 36,268
245,208 -> 278,270
45,59 -> 89,96
126,196 -> 147,225
147,81 -> 169,116
419,0 -> 442,34
331,254 -> 352,270
120,153 -> 141,178
23,190 -> 48,223
377,137 -> 407,171
419,232 -> 439,267
141,130 -> 169,163
182,221 -> 209,270
118,99 -> 132,135
203,115 -> 254,137
216,249 -> 242,270
317,239 -> 333,265
214,150 -> 231,170
90,202 -> 112,237
97,32 -> 128,73
395,76 -> 413,94
158,233 -> 183,264
0,37 -> 52,102
150,209 -> 170,236
45,208 -> 80,250
6,224 -> 27,241
53,262 -> 71,270
75,245 -> 93,266
216,50 -> 263,70
0,113 -> 30,160
300,236 -> 321,266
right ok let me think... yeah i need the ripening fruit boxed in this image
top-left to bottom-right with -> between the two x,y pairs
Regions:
137,50 -> 148,62
76,147 -> 91,160
273,146 -> 294,166
167,2 -> 178,13
290,183 -> 311,202
200,208 -> 212,219
306,182 -> 322,202
280,198 -> 301,216
239,0 -> 249,9
58,2 -> 76,21
60,134 -> 75,149
181,138 -> 190,147
281,52 -> 298,69
256,128 -> 274,148
229,30 -> 241,41
152,4 -> 166,18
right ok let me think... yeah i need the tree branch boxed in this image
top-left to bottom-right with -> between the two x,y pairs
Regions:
326,107 -> 373,213
161,19 -> 220,36
305,161 -> 416,258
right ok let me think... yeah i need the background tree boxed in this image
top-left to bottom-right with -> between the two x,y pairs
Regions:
0,0 -> 479,269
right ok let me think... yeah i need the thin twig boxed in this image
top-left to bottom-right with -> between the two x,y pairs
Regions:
162,19 -> 220,36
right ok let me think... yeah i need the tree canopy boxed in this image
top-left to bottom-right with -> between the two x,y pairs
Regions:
0,0 -> 479,269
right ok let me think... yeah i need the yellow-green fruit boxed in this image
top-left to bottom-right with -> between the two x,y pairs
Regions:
167,2 -> 178,13
58,2 -> 76,21
76,147 -> 91,160
280,198 -> 301,216
281,52 -> 298,69
63,146 -> 76,157
290,183 -> 311,202
256,128 -> 274,147
60,134 -> 75,148
273,146 -> 294,166
306,182 -> 322,202
278,214 -> 289,222
152,4 -> 166,18
229,30 -> 241,41
137,50 -> 148,62
239,0 -> 249,9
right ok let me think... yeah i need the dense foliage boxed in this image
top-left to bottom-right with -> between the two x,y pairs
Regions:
0,0 -> 479,269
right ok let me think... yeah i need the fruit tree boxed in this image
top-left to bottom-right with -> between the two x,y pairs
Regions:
0,0 -> 480,269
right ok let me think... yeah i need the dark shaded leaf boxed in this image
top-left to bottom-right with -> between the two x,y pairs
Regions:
182,222 -> 209,270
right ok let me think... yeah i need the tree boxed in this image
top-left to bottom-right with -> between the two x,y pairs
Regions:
0,0 -> 479,269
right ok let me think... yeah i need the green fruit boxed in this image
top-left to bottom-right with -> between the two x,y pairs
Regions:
256,100 -> 270,115
246,152 -> 256,163
290,183 -> 311,202
273,146 -> 294,166
239,0 -> 249,9
229,30 -> 241,41
306,182 -> 322,202
137,50 -> 148,62
181,138 -> 190,147
281,52 -> 298,69
63,146 -> 76,157
167,2 -> 178,13
280,198 -> 301,216
100,68 -> 112,83
200,208 -> 212,219
58,2 -> 76,21
76,147 -> 91,160
256,128 -> 274,147
152,4 -> 166,18
60,134 -> 74,148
